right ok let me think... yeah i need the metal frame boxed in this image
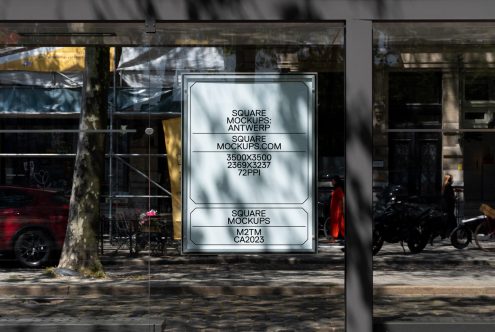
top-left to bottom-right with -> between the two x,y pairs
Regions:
346,19 -> 373,332
4,1 -> 495,331
181,72 -> 317,254
3,0 -> 495,20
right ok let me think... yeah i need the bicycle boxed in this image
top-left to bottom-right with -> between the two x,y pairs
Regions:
135,213 -> 175,256
474,216 -> 495,251
474,203 -> 495,251
320,217 -> 331,240
317,201 -> 331,239
450,215 -> 485,249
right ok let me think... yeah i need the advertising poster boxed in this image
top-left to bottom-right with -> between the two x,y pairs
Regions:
182,74 -> 316,253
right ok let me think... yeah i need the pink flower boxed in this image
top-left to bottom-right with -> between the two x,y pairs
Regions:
146,209 -> 157,217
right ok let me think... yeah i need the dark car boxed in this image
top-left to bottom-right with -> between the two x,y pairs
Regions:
0,186 -> 69,267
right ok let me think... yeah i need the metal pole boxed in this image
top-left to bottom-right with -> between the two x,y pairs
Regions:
345,19 -> 373,332
107,47 -> 117,252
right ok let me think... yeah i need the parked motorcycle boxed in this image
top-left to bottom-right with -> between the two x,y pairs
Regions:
373,186 -> 433,255
416,205 -> 450,246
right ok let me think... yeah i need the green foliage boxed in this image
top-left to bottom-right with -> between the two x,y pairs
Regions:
80,267 -> 107,279
42,266 -> 58,278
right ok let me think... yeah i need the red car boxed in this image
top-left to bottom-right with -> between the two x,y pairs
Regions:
0,186 -> 69,267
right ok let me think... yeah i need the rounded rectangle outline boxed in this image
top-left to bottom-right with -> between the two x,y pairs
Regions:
184,74 -> 315,205
187,206 -> 309,247
182,73 -> 317,254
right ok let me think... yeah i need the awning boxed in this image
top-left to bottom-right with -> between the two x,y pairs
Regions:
0,87 -> 178,114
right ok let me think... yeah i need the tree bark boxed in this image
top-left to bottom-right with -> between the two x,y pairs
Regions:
58,46 -> 109,274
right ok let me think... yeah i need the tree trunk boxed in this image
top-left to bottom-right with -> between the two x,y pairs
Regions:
58,46 -> 109,274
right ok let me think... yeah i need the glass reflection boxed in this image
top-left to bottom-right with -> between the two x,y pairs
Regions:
373,22 -> 495,324
0,22 -> 346,330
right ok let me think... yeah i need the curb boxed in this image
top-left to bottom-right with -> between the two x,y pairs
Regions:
374,286 -> 495,297
99,254 -> 495,268
376,258 -> 495,267
100,254 -> 345,266
0,283 -> 345,297
2,283 -> 495,297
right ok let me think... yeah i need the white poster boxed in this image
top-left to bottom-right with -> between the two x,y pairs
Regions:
183,74 -> 316,253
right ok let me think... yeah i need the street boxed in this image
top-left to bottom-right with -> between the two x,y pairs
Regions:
0,239 -> 493,331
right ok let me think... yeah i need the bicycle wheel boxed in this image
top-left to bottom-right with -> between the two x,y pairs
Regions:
450,225 -> 472,249
474,219 -> 495,251
323,217 -> 331,239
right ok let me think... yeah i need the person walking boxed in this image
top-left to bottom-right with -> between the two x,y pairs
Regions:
442,173 -> 457,233
329,175 -> 345,243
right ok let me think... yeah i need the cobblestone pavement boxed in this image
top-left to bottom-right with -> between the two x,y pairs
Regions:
0,294 -> 493,331
0,295 -> 344,331
0,239 -> 493,330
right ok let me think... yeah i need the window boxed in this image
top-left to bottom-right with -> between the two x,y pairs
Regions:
373,22 -> 495,325
0,22 -> 346,329
0,188 -> 33,208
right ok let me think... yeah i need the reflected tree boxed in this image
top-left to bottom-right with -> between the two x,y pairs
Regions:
58,46 -> 109,275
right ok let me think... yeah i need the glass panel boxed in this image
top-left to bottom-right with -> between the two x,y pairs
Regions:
0,27 -> 156,328
373,22 -> 495,324
0,22 -> 345,330
147,23 -> 345,329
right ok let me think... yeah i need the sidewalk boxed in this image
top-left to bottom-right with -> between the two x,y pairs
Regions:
2,239 -> 485,298
0,239 -> 494,331
0,243 -> 347,331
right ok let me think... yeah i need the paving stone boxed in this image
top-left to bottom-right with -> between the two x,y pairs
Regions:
0,240 -> 494,330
